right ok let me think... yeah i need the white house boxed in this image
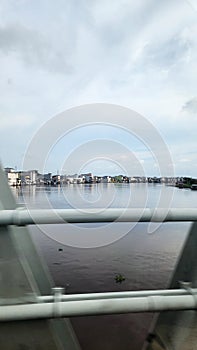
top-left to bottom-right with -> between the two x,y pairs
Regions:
7,171 -> 20,186
101,176 -> 111,183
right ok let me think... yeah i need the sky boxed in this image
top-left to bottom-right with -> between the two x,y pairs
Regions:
0,0 -> 197,177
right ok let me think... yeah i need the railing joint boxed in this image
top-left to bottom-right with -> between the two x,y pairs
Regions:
52,287 -> 65,317
179,281 -> 197,309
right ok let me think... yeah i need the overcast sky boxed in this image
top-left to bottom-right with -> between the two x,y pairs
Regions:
0,0 -> 197,177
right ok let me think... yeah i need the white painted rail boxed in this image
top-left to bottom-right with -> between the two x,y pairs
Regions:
0,208 -> 196,226
0,206 -> 196,323
1,289 -> 197,321
37,287 -> 195,302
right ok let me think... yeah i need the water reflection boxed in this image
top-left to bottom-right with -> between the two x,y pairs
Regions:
11,183 -> 195,349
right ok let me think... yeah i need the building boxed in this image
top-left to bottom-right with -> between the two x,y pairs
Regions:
20,170 -> 38,185
4,168 -> 21,186
52,174 -> 61,185
64,174 -> 80,184
79,173 -> 94,183
101,176 -> 111,183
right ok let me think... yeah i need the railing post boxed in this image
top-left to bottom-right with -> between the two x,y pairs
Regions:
145,221 -> 197,350
0,164 -> 81,350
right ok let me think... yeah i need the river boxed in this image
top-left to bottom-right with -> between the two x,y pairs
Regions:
12,183 -> 196,350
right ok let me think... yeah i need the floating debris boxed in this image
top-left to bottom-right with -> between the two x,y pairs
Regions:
115,274 -> 125,284
58,248 -> 63,252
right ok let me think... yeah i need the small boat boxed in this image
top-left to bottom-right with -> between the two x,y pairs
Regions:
191,184 -> 197,190
115,274 -> 125,283
177,183 -> 184,189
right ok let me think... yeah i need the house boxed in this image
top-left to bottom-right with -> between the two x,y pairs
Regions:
79,173 -> 94,183
129,177 -> 137,183
20,170 -> 38,185
64,174 -> 79,184
36,172 -> 52,185
5,168 -> 21,186
52,174 -> 61,185
101,176 -> 111,183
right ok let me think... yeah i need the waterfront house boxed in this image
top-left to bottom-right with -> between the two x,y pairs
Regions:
4,168 -> 21,186
79,173 -> 94,183
20,170 -> 38,185
101,176 -> 111,183
52,174 -> 61,185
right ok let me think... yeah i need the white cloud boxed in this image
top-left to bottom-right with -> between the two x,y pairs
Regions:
0,0 -> 196,175
182,97 -> 197,113
0,24 -> 73,73
0,115 -> 35,129
186,0 -> 197,12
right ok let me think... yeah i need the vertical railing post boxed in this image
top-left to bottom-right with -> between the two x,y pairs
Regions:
144,221 -> 197,350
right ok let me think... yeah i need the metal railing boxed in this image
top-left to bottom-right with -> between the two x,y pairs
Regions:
0,207 -> 196,322
0,207 -> 196,225
0,285 -> 197,322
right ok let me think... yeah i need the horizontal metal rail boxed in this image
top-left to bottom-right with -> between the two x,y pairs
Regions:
0,207 -> 196,321
36,286 -> 196,303
1,289 -> 197,321
0,208 -> 196,226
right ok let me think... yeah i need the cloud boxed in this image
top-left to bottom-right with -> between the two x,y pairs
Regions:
143,34 -> 190,70
179,158 -> 190,163
182,97 -> 197,113
186,0 -> 197,12
0,24 -> 73,73
0,114 -> 35,130
0,0 -> 196,176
